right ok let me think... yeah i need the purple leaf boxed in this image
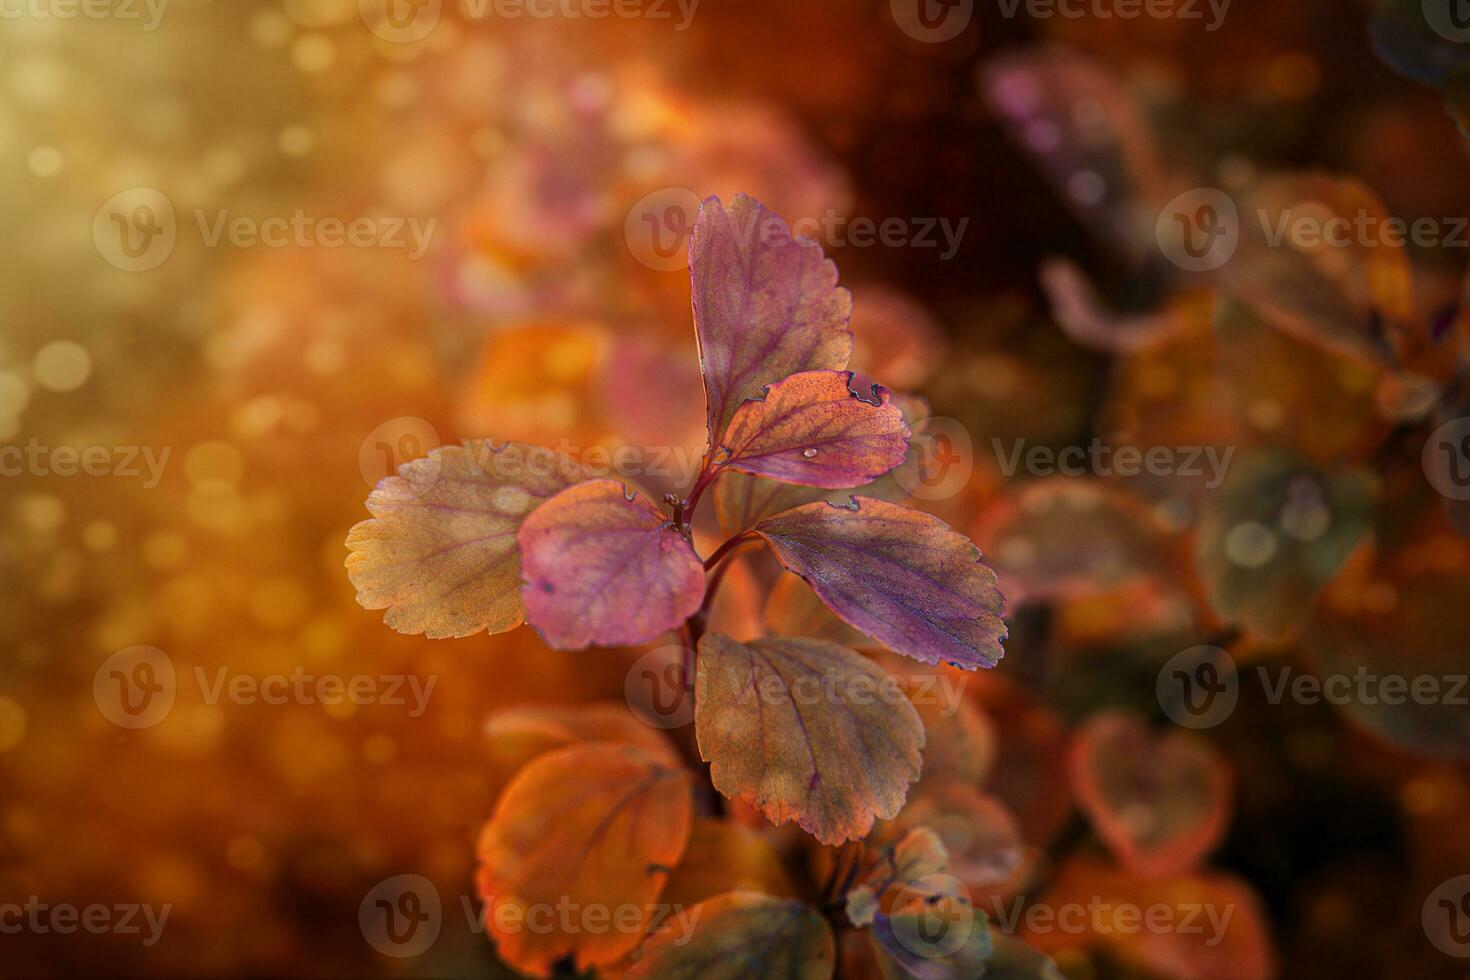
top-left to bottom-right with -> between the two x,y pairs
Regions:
754,497 -> 1007,670
691,194 -> 853,447
518,479 -> 705,649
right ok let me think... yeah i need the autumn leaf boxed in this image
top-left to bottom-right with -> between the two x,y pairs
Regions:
1196,450 -> 1375,641
691,193 -> 853,445
475,742 -> 692,977
887,785 -> 1027,891
846,827 -> 951,928
714,395 -> 928,536
976,935 -> 1067,980
869,874 -> 992,980
483,701 -> 686,792
1025,859 -> 1277,980
695,632 -> 924,845
753,498 -> 1008,670
345,440 -> 587,639
518,479 -> 705,649
764,573 -> 873,648
626,891 -> 835,980
1069,712 -> 1233,878
660,818 -> 797,910
714,370 -> 909,489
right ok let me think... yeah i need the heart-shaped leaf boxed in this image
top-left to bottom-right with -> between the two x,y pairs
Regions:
475,742 -> 692,976
753,498 -> 1008,670
626,891 -> 835,980
1028,859 -> 1276,980
695,632 -> 924,845
691,194 -> 853,446
345,441 -> 587,639
1068,711 -> 1233,878
518,479 -> 705,649
715,370 -> 909,489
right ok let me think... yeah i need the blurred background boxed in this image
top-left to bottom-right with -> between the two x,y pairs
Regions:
3,0 -> 1470,976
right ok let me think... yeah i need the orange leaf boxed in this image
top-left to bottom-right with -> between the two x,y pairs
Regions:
345,441 -> 586,639
715,370 -> 909,489
475,742 -> 692,977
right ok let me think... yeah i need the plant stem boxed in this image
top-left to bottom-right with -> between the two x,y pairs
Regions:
682,461 -> 721,526
702,531 -> 756,571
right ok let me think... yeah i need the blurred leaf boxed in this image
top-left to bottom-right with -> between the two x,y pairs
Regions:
1222,174 -> 1413,365
518,479 -> 705,649
661,818 -> 797,910
847,827 -> 952,928
482,702 -> 686,786
626,891 -> 834,979
754,498 -> 1007,670
691,193 -> 853,445
764,573 -> 874,648
695,632 -> 924,845
1197,450 -> 1376,640
475,743 -> 691,976
1026,858 -> 1277,980
1069,711 -> 1233,877
345,441 -> 586,639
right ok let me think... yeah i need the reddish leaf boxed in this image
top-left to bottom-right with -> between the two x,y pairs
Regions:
345,441 -> 587,639
626,891 -> 835,980
1025,859 -> 1277,980
714,395 -> 929,536
695,632 -> 924,845
475,743 -> 692,976
691,194 -> 853,445
518,479 -> 705,649
1069,711 -> 1233,878
716,370 -> 909,489
754,498 -> 1008,670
